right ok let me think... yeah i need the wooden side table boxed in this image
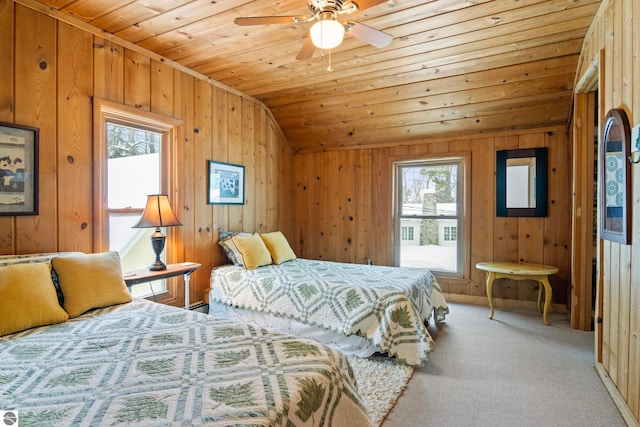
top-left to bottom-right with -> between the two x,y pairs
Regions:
124,262 -> 202,309
475,261 -> 559,325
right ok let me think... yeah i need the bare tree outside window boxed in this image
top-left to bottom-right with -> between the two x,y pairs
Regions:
107,123 -> 161,159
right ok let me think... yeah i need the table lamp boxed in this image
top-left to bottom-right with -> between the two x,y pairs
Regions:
133,194 -> 183,271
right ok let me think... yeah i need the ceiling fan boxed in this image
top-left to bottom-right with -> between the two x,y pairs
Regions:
234,0 -> 393,60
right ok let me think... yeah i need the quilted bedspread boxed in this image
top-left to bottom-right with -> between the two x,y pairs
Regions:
0,299 -> 372,427
210,259 -> 449,366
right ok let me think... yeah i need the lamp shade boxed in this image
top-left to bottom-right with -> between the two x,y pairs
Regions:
133,194 -> 182,228
310,17 -> 345,49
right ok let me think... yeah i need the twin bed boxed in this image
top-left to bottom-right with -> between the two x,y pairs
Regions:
0,252 -> 372,426
210,232 -> 449,367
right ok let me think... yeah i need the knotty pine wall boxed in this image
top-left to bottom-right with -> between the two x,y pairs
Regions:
292,128 -> 572,307
0,1 -> 294,306
575,0 -> 640,424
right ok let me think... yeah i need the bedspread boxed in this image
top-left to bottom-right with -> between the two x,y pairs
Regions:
0,299 -> 371,427
210,259 -> 449,366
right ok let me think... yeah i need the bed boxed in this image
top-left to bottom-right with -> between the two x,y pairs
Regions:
209,232 -> 449,367
0,252 -> 373,427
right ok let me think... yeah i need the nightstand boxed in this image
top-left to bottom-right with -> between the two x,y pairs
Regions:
123,262 -> 202,309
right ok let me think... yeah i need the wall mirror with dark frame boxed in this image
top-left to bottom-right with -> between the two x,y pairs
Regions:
600,108 -> 631,244
496,147 -> 548,217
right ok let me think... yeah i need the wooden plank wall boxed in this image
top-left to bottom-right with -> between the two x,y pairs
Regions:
0,1 -> 294,306
575,0 -> 640,424
292,127 -> 572,306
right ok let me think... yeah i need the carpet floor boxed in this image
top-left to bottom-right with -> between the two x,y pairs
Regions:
381,302 -> 627,426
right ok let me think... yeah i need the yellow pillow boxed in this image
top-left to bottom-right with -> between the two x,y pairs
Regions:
52,252 -> 131,318
232,233 -> 273,270
260,231 -> 297,264
0,262 -> 69,336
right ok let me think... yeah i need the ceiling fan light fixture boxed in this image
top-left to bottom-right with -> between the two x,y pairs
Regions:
310,15 -> 345,49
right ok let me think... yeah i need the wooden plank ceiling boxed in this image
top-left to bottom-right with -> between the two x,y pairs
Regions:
32,0 -> 602,152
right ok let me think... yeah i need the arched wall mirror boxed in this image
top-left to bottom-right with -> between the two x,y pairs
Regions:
496,147 -> 548,217
600,108 -> 631,244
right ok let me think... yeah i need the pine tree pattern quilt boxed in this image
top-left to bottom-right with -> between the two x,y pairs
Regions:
210,259 -> 449,366
0,299 -> 372,427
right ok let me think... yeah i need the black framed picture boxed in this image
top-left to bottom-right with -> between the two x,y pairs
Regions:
208,160 -> 245,205
0,122 -> 38,216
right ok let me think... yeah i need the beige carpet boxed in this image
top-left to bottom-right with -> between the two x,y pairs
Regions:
383,302 -> 627,426
348,355 -> 414,426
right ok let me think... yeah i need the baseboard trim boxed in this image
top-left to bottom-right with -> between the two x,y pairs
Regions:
443,293 -> 567,314
596,363 -> 640,426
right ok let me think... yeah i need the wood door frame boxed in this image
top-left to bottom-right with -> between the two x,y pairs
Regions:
571,55 -> 600,332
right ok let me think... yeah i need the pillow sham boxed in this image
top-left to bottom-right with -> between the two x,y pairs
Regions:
260,231 -> 297,264
52,252 -> 131,318
232,233 -> 273,270
219,231 -> 251,266
0,262 -> 69,336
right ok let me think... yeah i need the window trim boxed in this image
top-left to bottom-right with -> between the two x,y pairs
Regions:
93,98 -> 183,301
392,155 -> 470,279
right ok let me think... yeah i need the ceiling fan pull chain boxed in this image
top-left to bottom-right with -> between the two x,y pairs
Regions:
318,48 -> 333,71
319,48 -> 333,72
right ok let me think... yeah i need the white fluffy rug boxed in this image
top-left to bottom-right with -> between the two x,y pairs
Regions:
348,355 -> 414,426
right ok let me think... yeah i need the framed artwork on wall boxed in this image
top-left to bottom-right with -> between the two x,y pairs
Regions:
208,160 -> 245,205
0,122 -> 39,216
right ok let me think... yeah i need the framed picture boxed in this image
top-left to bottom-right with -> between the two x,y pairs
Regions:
208,160 -> 245,205
0,123 -> 38,216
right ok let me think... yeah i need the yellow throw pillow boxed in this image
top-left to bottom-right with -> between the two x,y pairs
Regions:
232,233 -> 273,270
260,231 -> 297,264
0,262 -> 69,336
52,252 -> 131,318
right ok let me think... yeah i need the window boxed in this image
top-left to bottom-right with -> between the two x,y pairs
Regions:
394,158 -> 465,275
94,99 -> 182,300
107,123 -> 162,297
444,226 -> 457,242
401,226 -> 414,241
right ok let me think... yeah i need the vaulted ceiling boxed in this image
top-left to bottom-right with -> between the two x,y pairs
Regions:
31,0 -> 602,152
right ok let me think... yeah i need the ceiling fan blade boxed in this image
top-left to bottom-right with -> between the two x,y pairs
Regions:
345,21 -> 392,48
234,16 -> 298,26
350,0 -> 390,12
296,36 -> 316,60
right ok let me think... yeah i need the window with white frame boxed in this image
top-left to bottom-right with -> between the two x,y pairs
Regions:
444,226 -> 457,241
394,158 -> 464,275
94,99 -> 181,300
401,226 -> 414,241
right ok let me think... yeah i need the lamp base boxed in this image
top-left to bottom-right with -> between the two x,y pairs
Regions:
149,232 -> 167,271
148,261 -> 167,271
